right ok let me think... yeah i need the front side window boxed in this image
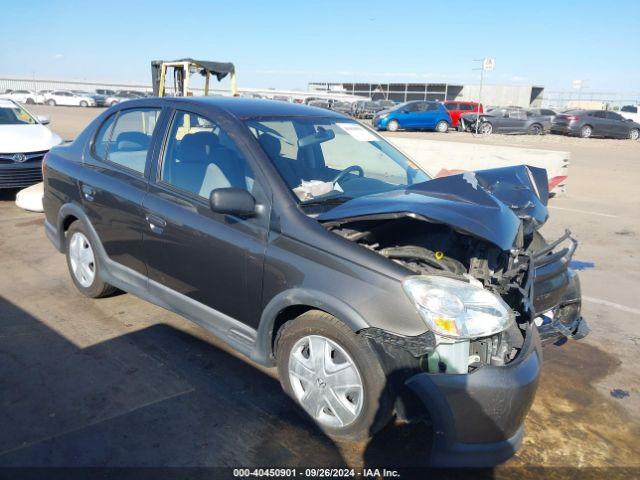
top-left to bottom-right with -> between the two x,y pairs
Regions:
245,117 -> 429,206
93,108 -> 160,174
160,111 -> 255,199
0,102 -> 37,125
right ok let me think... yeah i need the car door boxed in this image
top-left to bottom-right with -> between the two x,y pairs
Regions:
82,105 -> 165,276
589,111 -> 609,136
418,102 -> 439,129
604,111 -> 629,138
503,109 -> 528,132
396,102 -> 419,127
142,108 -> 271,328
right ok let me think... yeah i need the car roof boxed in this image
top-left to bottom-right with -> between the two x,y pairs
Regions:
170,97 -> 345,119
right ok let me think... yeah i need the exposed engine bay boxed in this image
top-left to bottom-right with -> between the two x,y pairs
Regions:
325,215 -> 586,375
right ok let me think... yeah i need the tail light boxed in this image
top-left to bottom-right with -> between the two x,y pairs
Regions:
41,152 -> 49,178
565,115 -> 580,121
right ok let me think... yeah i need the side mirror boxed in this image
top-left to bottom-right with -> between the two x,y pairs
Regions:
37,115 -> 50,125
209,188 -> 256,217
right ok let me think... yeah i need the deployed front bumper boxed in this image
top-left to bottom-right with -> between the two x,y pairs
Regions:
406,323 -> 541,467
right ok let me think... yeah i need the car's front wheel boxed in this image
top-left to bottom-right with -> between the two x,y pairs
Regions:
65,221 -> 117,298
629,128 -> 639,141
479,121 -> 493,135
79,100 -> 88,107
435,120 -> 449,133
26,98 -> 35,104
386,119 -> 400,132
47,99 -> 56,106
276,311 -> 393,441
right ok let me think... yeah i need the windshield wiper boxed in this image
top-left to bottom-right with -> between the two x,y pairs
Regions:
300,196 -> 353,207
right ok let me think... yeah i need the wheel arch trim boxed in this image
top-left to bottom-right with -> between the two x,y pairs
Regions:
253,288 -> 370,366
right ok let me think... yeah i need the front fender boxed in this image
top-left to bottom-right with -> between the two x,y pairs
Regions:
252,288 -> 370,366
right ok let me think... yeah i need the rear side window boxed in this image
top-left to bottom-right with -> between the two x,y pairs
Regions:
93,108 -> 161,175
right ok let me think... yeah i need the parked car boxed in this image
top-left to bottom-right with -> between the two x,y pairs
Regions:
95,89 -> 116,96
44,90 -> 96,107
443,101 -> 483,129
0,89 -> 39,105
72,90 -> 107,107
0,99 -> 62,188
461,107 -> 550,135
104,90 -> 145,107
551,109 -> 640,140
356,101 -> 386,119
373,100 -> 451,132
329,100 -> 352,115
42,97 -> 588,466
36,90 -> 54,103
526,108 -> 557,123
619,105 -> 640,123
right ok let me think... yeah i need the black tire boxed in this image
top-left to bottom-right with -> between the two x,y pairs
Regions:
435,120 -> 449,133
79,100 -> 88,107
529,123 -> 543,135
386,119 -> 400,132
629,128 -> 639,141
47,99 -> 56,106
26,98 -> 35,104
65,221 -> 117,298
275,310 -> 393,442
580,125 -> 593,138
479,121 -> 493,135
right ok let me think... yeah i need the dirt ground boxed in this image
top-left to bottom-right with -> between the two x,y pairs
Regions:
1,105 -> 639,475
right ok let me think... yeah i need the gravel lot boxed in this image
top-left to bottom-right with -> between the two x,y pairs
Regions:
1,105 -> 639,473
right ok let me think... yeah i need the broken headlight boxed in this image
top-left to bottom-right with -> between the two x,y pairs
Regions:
403,276 -> 515,339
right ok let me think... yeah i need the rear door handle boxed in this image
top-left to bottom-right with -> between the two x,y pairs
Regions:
145,213 -> 167,234
81,184 -> 96,202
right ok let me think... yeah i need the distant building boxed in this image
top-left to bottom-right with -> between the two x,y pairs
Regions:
308,82 -> 545,108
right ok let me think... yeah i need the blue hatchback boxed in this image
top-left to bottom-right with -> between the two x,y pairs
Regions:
373,101 -> 452,132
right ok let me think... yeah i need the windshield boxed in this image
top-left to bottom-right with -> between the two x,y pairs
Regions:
0,102 -> 37,125
245,117 -> 430,206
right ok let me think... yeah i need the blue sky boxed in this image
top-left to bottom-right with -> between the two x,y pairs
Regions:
1,0 -> 639,92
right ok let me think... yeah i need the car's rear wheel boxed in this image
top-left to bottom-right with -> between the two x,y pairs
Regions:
435,120 -> 449,133
275,310 -> 393,441
26,98 -> 35,104
580,125 -> 593,138
65,221 -> 117,298
529,123 -> 543,135
79,100 -> 88,107
629,128 -> 639,141
386,119 -> 399,132
47,99 -> 56,106
479,121 -> 493,135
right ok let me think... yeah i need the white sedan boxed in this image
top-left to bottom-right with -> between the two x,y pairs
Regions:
0,89 -> 39,105
0,99 -> 63,190
43,90 -> 96,107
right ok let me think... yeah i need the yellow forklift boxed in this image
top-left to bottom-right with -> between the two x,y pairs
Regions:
151,58 -> 237,97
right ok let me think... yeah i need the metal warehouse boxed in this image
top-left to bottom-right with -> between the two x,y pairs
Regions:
309,82 -> 545,108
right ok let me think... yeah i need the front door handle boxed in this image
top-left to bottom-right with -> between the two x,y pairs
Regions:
81,184 -> 96,202
145,213 -> 167,234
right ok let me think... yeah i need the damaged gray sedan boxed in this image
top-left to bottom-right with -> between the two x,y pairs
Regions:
43,98 -> 587,467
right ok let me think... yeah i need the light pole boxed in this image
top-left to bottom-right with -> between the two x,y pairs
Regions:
473,57 -> 495,134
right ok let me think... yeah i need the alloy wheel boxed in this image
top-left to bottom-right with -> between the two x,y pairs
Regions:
630,129 -> 639,141
68,232 -> 96,288
479,122 -> 493,135
387,120 -> 399,132
436,121 -> 448,133
288,335 -> 364,428
581,126 -> 592,138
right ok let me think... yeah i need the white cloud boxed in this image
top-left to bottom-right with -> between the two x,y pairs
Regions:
52,54 -> 64,60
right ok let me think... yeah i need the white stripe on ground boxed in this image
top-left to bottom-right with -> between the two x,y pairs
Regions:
582,296 -> 640,315
548,206 -> 618,218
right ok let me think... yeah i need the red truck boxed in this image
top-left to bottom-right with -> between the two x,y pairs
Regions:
443,101 -> 483,129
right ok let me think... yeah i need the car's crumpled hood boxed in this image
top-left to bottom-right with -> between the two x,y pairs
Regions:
0,124 -> 63,152
318,165 -> 549,251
